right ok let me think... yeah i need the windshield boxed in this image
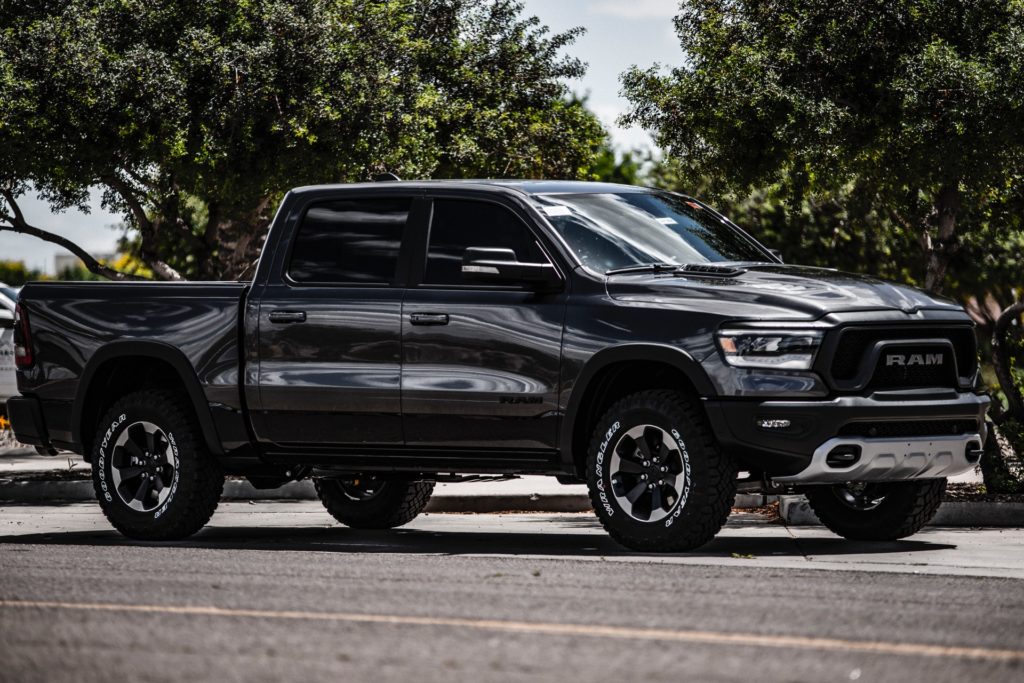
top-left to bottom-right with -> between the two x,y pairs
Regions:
533,191 -> 771,272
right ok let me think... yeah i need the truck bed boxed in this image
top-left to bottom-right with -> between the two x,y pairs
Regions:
14,281 -> 248,451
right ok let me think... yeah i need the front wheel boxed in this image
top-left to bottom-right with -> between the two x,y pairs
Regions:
804,479 -> 946,541
314,476 -> 434,529
586,390 -> 736,552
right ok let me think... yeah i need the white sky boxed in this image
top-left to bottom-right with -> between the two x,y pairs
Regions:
0,0 -> 683,274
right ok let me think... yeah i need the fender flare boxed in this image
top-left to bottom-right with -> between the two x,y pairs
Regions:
71,340 -> 224,456
559,344 -> 715,467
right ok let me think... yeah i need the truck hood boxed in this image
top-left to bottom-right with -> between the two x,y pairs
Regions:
605,264 -> 963,320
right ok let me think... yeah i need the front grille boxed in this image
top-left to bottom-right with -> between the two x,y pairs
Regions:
828,326 -> 976,389
838,419 -> 979,438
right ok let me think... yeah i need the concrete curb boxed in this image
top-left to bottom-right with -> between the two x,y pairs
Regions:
0,478 -> 598,513
778,494 -> 1024,527
3,478 -> 1022,525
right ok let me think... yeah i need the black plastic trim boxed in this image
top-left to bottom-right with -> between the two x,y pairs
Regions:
558,344 -> 715,471
263,447 -> 562,475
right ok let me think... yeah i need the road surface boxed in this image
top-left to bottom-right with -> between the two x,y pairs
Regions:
1,502 -> 1022,682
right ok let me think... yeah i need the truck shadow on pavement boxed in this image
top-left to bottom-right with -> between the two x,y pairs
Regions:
0,515 -> 956,558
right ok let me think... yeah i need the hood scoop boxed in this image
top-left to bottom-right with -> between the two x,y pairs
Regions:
676,263 -> 746,277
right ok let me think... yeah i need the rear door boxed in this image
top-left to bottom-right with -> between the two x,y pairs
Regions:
401,195 -> 568,453
253,194 -> 419,449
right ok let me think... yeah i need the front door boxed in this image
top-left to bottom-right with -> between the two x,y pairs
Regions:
254,195 -> 413,449
401,197 -> 567,452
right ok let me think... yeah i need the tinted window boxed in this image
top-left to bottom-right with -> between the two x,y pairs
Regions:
424,199 -> 546,285
289,197 -> 410,284
534,192 -> 770,272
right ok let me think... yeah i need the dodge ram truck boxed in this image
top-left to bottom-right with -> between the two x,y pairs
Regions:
8,180 -> 989,551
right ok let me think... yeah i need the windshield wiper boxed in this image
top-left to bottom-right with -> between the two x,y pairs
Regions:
605,262 -> 682,276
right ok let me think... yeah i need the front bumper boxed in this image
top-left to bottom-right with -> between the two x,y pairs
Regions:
705,390 -> 990,478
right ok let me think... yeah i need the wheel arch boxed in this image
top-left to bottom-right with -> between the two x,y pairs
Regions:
560,344 -> 715,476
73,341 -> 224,458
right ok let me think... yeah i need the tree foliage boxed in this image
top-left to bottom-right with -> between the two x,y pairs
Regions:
0,0 -> 605,279
623,0 -> 1024,293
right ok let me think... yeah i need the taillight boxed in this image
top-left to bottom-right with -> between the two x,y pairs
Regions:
14,303 -> 33,368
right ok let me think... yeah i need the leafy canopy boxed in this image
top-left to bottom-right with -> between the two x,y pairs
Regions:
0,0 -> 605,279
622,0 -> 1024,292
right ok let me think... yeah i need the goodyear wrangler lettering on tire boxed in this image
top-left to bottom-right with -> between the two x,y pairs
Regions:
594,421 -> 620,517
153,432 -> 180,520
585,390 -> 736,552
664,428 -> 692,528
97,414 -> 126,503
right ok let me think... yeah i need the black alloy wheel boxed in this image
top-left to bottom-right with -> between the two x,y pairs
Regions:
608,424 -> 689,523
109,421 -> 178,512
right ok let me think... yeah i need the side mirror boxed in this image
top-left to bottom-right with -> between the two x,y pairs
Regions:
769,249 -> 784,263
461,247 -> 560,290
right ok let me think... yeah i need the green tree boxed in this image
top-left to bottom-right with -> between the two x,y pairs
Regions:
0,261 -> 43,287
0,0 -> 604,280
588,143 -> 643,185
622,0 -> 1024,294
646,160 -> 922,282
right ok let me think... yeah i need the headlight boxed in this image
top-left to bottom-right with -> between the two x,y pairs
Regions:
716,329 -> 824,370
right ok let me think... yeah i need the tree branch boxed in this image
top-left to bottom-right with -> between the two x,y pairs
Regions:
143,256 -> 185,282
993,301 -> 1024,421
0,190 -> 146,281
102,173 -> 154,233
121,166 -> 159,195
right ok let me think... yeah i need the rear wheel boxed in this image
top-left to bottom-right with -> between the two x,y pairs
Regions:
92,390 -> 224,540
314,476 -> 434,529
804,479 -> 946,541
586,390 -> 736,552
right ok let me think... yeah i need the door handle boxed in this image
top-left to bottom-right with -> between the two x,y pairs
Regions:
410,312 -> 449,326
268,311 -> 307,324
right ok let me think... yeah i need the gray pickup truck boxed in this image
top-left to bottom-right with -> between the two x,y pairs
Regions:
8,180 -> 988,551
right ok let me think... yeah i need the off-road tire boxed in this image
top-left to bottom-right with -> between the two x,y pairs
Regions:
586,390 -> 736,552
805,479 -> 946,541
314,478 -> 434,529
91,390 -> 224,540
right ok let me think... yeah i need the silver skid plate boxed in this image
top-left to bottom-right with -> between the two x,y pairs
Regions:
774,433 -> 984,484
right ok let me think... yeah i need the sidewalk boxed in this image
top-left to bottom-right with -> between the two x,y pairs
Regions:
0,447 -> 595,512
2,446 -> 1023,524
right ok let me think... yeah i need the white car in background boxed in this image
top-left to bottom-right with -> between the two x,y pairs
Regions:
1,287 -> 18,406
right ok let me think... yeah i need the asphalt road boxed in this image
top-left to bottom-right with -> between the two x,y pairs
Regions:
1,503 -> 1023,683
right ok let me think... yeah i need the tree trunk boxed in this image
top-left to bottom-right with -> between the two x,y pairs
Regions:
922,184 -> 960,294
209,196 -> 275,280
993,301 -> 1024,421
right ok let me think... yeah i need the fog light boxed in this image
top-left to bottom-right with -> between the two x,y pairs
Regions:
965,442 -> 983,464
756,418 -> 792,430
825,445 -> 861,468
